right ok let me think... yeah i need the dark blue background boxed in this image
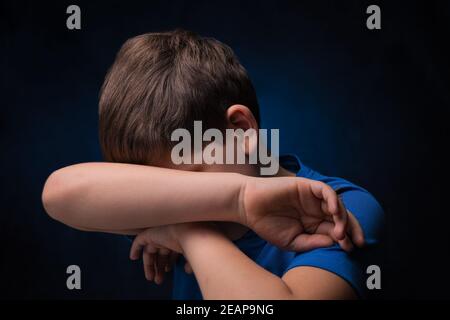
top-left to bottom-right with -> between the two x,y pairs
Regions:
1,0 -> 449,299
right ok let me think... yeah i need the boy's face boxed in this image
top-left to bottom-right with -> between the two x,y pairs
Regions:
151,104 -> 280,177
157,148 -> 261,177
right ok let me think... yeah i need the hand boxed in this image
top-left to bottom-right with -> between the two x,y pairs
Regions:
129,223 -> 203,283
240,176 -> 365,252
129,225 -> 183,284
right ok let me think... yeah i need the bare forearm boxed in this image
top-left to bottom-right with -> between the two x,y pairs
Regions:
42,163 -> 245,232
178,225 -> 294,299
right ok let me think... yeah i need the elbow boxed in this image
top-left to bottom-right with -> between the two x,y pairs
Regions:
42,165 -> 87,224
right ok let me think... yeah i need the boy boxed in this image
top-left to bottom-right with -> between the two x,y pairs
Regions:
42,30 -> 383,299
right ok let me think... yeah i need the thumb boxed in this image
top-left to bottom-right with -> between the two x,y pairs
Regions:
288,233 -> 334,252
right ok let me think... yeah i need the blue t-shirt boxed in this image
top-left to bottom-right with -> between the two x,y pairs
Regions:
171,154 -> 384,299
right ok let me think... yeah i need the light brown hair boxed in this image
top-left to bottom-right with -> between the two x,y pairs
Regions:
99,29 -> 260,165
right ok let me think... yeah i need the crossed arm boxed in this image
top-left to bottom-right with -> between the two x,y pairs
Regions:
183,228 -> 357,299
130,223 -> 358,299
42,162 -> 365,299
42,162 -> 244,234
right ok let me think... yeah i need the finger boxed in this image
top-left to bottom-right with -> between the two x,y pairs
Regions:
145,244 -> 158,254
311,182 -> 347,239
316,220 -> 354,252
338,235 -> 354,252
155,248 -> 170,285
316,221 -> 334,235
328,196 -> 348,240
166,252 -> 178,272
312,182 -> 347,240
331,197 -> 348,241
321,201 -> 334,222
289,233 -> 334,252
310,182 -> 338,215
158,248 -> 171,272
142,251 -> 155,282
130,234 -> 147,260
184,261 -> 193,274
347,210 -> 365,247
154,258 -> 164,285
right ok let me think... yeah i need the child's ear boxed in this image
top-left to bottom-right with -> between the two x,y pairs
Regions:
226,105 -> 259,157
226,104 -> 258,131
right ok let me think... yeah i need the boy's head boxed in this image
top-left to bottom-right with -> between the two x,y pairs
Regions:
99,30 -> 260,170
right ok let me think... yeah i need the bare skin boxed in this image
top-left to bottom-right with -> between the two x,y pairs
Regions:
130,223 -> 358,299
42,104 -> 365,298
42,163 -> 362,248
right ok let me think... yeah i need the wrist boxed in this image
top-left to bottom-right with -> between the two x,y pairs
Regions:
236,174 -> 253,227
173,222 -> 218,241
175,222 -> 223,252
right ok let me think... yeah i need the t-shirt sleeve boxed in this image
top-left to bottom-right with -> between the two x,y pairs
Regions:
284,179 -> 385,298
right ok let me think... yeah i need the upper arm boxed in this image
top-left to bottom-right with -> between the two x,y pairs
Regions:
282,266 -> 358,300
